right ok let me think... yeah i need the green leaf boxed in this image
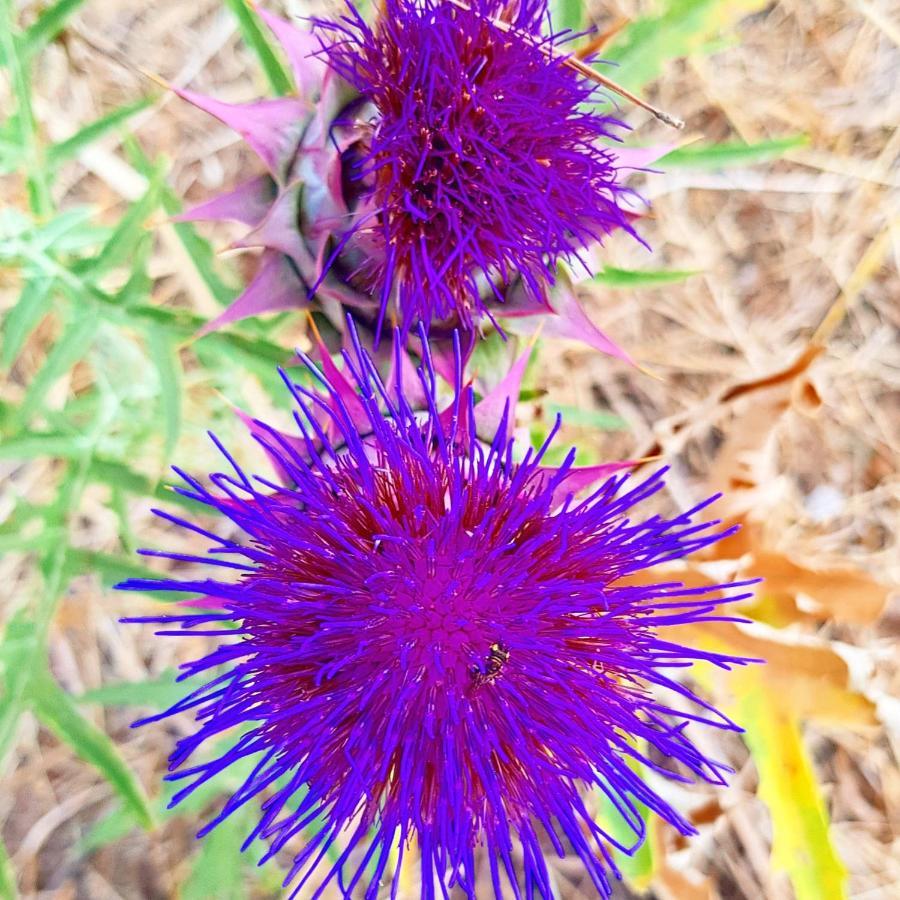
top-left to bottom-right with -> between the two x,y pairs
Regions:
0,834 -> 15,900
46,98 -> 153,167
736,669 -> 848,900
30,669 -> 154,829
73,161 -> 164,278
125,136 -> 239,307
87,458 -> 198,511
0,429 -> 90,460
0,0 -> 52,216
19,310 -> 98,422
223,0 -> 294,97
549,0 -> 583,34
604,0 -> 770,92
592,265 -> 700,288
661,135 -> 809,168
181,811 -> 248,900
76,804 -> 141,856
593,744 -> 656,890
63,549 -> 178,602
0,612 -> 38,767
20,0 -> 89,59
544,403 -> 628,432
146,326 -> 182,461
78,670 -> 182,710
1,276 -> 54,369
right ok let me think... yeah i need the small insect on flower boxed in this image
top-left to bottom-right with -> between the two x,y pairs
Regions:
119,324 -> 758,899
470,641 -> 511,688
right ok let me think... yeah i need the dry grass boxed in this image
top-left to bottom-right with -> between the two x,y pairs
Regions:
1,0 -> 898,897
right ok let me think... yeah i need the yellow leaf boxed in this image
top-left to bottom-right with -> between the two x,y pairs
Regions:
733,668 -> 848,900
682,619 -> 877,729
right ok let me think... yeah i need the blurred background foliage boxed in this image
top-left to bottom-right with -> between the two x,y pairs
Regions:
1,0 -> 898,898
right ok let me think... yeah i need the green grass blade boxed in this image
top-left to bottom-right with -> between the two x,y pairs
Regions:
544,403 -> 628,431
86,458 -> 198,511
0,0 -> 52,215
20,0 -> 89,59
47,98 -> 153,167
78,670 -> 181,710
549,0 -> 583,34
661,135 -> 809,168
146,326 -> 182,462
0,835 -> 16,900
0,613 -> 38,767
19,310 -> 98,422
592,265 -> 700,288
603,0 -> 770,92
181,811 -> 248,900
223,0 -> 294,96
76,805 -> 141,856
63,549 -> 183,602
124,136 -> 239,306
73,162 -> 165,278
1,276 -> 54,370
0,430 -> 90,460
30,669 -> 154,829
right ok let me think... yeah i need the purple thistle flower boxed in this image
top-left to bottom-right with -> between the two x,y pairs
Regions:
120,326 -> 756,898
175,3 -> 664,361
312,0 -> 638,333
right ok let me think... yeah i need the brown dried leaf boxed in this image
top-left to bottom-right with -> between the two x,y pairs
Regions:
706,519 -> 893,625
682,620 -> 878,729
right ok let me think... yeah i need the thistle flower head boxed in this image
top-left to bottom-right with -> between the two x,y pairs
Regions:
121,326 -> 755,898
315,0 -> 637,330
176,3 -> 651,361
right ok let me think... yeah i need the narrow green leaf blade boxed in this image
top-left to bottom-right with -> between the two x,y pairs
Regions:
1,276 -> 54,370
30,670 -> 153,829
64,549 -> 179,602
549,0 -> 583,35
0,613 -> 38,767
75,163 -> 164,278
0,430 -> 89,460
223,0 -> 294,96
21,0 -> 89,58
19,311 -> 98,422
603,0 -> 770,92
47,98 -> 153,167
544,403 -> 628,432
181,812 -> 247,900
125,136 -> 239,307
146,326 -> 182,462
76,804 -> 141,856
0,835 -> 16,900
661,135 -> 808,169
78,670 -> 181,710
592,265 -> 700,288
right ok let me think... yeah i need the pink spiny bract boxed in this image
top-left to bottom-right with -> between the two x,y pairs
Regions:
120,326 -> 756,898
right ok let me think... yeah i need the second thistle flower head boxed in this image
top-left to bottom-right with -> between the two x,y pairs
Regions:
121,326 -> 756,897
316,0 -> 636,329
